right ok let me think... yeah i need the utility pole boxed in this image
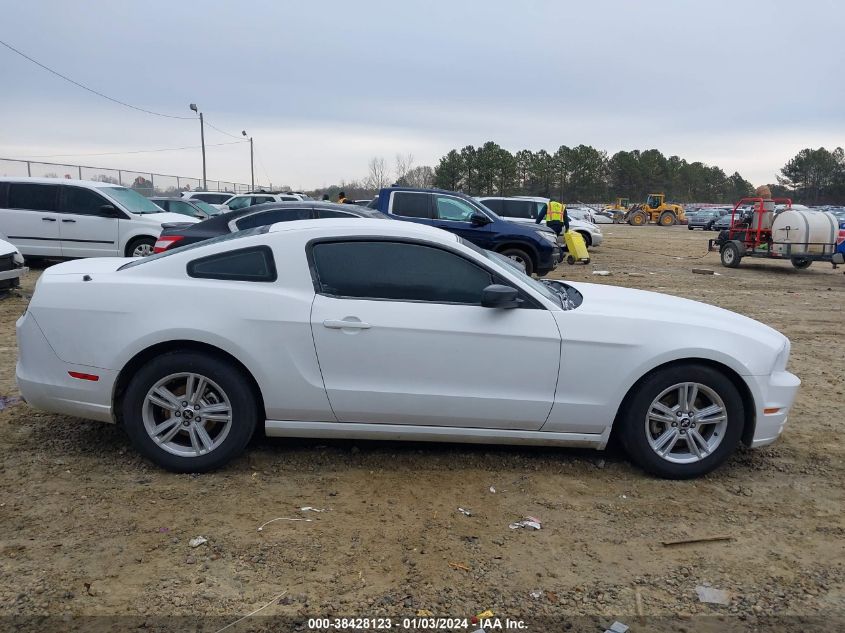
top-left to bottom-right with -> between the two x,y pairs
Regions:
190,103 -> 207,190
242,130 -> 254,191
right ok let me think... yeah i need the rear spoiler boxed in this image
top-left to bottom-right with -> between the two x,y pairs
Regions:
161,222 -> 195,230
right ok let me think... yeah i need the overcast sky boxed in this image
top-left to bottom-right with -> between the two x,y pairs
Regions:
1,0 -> 842,190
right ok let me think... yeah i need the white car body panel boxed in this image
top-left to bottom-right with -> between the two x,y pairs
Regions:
17,219 -> 798,455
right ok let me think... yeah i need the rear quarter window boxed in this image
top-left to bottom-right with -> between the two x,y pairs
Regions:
187,245 -> 277,282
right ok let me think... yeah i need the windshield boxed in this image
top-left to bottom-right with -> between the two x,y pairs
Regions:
458,238 -> 561,306
193,200 -> 221,216
98,187 -> 166,214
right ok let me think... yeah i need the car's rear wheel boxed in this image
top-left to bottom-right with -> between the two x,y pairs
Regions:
499,248 -> 534,275
126,236 -> 156,257
121,351 -> 258,472
619,364 -> 744,479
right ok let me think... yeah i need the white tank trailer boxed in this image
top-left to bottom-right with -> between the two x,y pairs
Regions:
771,209 -> 838,256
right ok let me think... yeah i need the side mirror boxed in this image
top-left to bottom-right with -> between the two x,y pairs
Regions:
470,212 -> 491,226
195,213 -> 205,219
99,204 -> 121,218
481,284 -> 520,309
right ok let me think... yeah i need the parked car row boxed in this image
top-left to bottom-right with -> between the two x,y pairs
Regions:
476,196 -> 605,248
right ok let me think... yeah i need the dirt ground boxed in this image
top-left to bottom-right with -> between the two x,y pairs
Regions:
1,224 -> 843,632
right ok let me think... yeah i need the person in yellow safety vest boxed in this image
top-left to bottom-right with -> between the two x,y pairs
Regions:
337,191 -> 349,204
535,198 -> 569,236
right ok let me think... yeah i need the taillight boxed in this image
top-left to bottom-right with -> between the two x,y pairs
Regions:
153,235 -> 185,253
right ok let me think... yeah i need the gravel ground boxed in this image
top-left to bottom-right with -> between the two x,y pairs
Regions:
0,224 -> 843,632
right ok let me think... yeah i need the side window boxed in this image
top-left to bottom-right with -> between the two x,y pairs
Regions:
503,199 -> 535,219
62,186 -> 113,215
480,199 -> 503,214
253,196 -> 275,204
235,208 -> 312,230
0,182 -> 9,209
8,183 -> 58,211
434,195 -> 476,222
535,202 -> 547,217
187,246 -> 276,282
169,200 -> 198,217
311,241 -> 494,304
152,199 -> 169,212
227,196 -> 252,210
315,209 -> 353,219
390,192 -> 431,218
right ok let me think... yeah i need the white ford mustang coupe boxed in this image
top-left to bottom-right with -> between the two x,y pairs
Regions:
16,219 -> 799,478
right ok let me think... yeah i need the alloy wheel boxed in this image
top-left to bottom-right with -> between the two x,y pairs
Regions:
644,382 -> 728,464
142,372 -> 233,457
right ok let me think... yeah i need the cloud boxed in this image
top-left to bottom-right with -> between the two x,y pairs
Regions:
0,0 -> 842,189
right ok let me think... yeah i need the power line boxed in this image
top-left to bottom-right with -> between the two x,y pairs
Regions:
0,38 -> 194,120
205,120 -> 244,140
14,140 -> 247,159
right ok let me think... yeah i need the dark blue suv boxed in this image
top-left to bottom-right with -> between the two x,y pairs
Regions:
374,187 -> 561,276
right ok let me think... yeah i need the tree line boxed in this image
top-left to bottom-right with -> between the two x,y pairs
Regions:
431,142 -> 755,203
307,145 -> 844,205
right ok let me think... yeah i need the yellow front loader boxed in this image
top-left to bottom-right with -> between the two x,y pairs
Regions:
625,193 -> 685,226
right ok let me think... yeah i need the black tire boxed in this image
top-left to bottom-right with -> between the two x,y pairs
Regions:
688,225 -> 694,230
720,242 -> 742,268
628,211 -> 647,226
619,363 -> 745,479
566,255 -> 575,265
125,236 -> 156,258
577,231 -> 592,247
121,351 -> 259,472
658,212 -> 676,226
499,248 -> 534,275
790,257 -> 812,270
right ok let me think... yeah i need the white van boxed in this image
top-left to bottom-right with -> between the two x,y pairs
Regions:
0,178 -> 198,258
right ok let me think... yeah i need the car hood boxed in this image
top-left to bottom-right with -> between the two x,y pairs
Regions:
130,212 -> 200,225
561,281 -> 787,373
0,237 -> 20,258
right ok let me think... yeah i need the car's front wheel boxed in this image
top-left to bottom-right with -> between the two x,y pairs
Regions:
619,364 -> 744,479
121,351 -> 258,472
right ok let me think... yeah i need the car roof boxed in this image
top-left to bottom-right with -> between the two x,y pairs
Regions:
0,176 -> 122,188
266,217 -> 459,243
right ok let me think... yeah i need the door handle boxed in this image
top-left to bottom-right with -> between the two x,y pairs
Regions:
323,319 -> 372,330
62,219 -> 76,223
42,217 -> 57,222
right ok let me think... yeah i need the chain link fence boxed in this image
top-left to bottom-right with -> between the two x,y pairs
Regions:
0,158 -> 265,197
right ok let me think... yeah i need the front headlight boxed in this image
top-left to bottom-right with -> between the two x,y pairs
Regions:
536,231 -> 558,244
774,341 -> 790,372
13,252 -> 25,266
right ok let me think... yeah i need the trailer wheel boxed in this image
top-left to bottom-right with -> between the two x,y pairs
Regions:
720,242 -> 742,268
566,255 -> 575,265
791,257 -> 812,270
659,212 -> 676,226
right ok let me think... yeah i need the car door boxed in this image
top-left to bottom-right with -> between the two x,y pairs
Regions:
58,186 -> 122,257
388,191 -> 434,226
309,239 -> 561,430
1,182 -> 61,256
432,193 -> 496,249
